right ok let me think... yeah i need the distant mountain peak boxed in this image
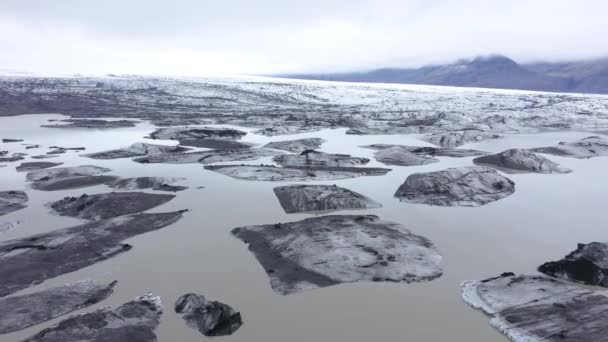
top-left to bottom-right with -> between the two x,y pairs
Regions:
283,55 -> 608,94
468,55 -> 518,68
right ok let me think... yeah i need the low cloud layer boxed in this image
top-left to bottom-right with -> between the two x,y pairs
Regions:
2,0 -> 607,76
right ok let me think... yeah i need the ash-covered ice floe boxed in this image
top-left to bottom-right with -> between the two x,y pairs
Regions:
175,294 -> 243,337
205,164 -> 391,182
182,139 -> 252,150
422,130 -> 502,148
49,192 -> 176,220
84,142 -> 190,160
232,215 -> 442,295
150,117 -> 213,127
361,144 -> 488,158
26,165 -> 118,191
473,149 -> 572,174
253,125 -> 321,137
461,273 -> 608,342
344,117 -> 448,136
0,211 -> 185,297
394,166 -> 515,206
150,184 -> 187,192
538,242 -> 608,287
274,184 -> 381,213
41,118 -> 137,129
106,177 -> 187,192
461,273 -> 587,315
49,146 -> 86,151
149,126 -> 251,149
22,293 -> 163,342
274,150 -> 369,167
264,138 -> 326,153
135,148 -> 283,164
47,146 -> 85,155
529,136 -> 608,158
150,126 -> 247,140
0,191 -> 28,216
16,161 -> 63,172
0,153 -> 26,163
371,146 -> 439,166
31,155 -> 58,160
0,280 -> 116,334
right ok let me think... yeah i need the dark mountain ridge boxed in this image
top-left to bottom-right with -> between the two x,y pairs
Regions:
283,55 -> 608,94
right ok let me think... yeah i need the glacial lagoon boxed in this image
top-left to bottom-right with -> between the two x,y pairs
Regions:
1,113 -> 608,341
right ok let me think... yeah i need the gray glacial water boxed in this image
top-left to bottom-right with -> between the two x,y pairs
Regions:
1,114 -> 608,342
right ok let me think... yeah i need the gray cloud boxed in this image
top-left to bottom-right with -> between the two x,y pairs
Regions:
1,0 -> 607,75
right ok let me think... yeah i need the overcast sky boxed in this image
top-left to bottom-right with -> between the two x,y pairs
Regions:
1,0 -> 607,76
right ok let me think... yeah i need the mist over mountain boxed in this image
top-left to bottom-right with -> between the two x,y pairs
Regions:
283,55 -> 608,94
